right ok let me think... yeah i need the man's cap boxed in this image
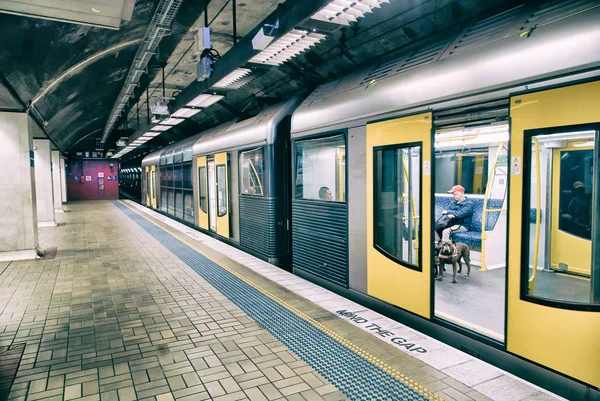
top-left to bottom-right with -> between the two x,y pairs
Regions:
573,181 -> 584,189
448,185 -> 465,193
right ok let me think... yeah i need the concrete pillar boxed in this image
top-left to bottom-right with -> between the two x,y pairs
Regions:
0,112 -> 41,261
51,150 -> 64,212
60,157 -> 67,203
33,139 -> 57,226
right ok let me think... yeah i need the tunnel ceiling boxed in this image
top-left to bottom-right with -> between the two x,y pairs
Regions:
0,0 -> 526,158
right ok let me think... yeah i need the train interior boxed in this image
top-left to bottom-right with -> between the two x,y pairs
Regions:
431,125 -> 509,341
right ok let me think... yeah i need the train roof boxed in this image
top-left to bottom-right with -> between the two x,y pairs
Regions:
291,4 -> 600,136
192,96 -> 302,156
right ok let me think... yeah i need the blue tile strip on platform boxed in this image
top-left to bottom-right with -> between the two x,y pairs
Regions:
113,201 -> 431,401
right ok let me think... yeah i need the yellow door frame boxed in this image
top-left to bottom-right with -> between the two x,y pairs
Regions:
197,156 -> 209,230
366,112 -> 432,319
508,80 -> 600,388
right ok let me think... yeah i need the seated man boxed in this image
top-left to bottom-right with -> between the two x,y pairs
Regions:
319,186 -> 333,201
438,185 -> 474,242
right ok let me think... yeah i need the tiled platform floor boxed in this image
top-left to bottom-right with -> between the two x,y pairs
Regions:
0,201 -> 542,401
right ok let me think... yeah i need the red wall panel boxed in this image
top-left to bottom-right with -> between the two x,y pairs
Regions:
67,160 -> 119,201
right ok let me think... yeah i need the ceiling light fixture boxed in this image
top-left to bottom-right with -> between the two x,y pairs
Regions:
212,68 -> 252,88
171,108 -> 201,118
311,0 -> 389,26
159,117 -> 185,126
249,29 -> 326,66
151,125 -> 172,131
143,131 -> 162,137
187,94 -> 224,108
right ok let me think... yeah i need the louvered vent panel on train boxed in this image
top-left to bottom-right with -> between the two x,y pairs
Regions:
395,41 -> 447,74
292,201 -> 348,288
433,98 -> 510,131
304,80 -> 340,104
359,58 -> 403,87
523,0 -> 600,28
239,196 -> 282,258
442,5 -> 524,58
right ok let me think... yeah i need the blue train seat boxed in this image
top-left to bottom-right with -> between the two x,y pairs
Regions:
434,196 -> 503,248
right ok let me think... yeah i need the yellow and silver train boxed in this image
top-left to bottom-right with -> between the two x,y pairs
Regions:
142,2 -> 600,398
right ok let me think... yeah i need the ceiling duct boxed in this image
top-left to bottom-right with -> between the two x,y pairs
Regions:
101,0 -> 185,145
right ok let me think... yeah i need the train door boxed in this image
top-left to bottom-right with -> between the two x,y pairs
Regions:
508,80 -> 600,388
208,159 -> 217,232
214,152 -> 230,238
150,165 -> 157,208
197,156 -> 209,230
366,112 -> 433,318
145,166 -> 150,205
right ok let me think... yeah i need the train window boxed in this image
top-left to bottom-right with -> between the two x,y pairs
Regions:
374,144 -> 421,270
166,151 -> 174,165
217,165 -> 227,217
167,190 -> 174,215
183,147 -> 193,162
240,148 -> 264,196
160,168 -> 166,187
295,134 -> 346,202
161,190 -> 167,212
182,164 -> 193,189
198,166 -> 208,213
184,191 -> 194,223
524,128 -> 598,305
174,165 -> 183,188
151,170 -> 156,199
434,149 -> 489,195
175,191 -> 184,219
173,149 -> 183,164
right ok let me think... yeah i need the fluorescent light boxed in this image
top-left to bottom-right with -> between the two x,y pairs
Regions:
573,140 -> 595,148
212,68 -> 252,88
143,131 -> 161,137
311,0 -> 389,26
159,117 -> 185,126
171,108 -> 201,118
187,94 -> 224,108
249,30 -> 327,66
151,125 -> 172,131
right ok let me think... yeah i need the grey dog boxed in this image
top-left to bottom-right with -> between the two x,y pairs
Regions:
435,240 -> 471,283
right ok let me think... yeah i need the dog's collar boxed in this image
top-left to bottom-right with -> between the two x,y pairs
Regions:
438,251 -> 458,259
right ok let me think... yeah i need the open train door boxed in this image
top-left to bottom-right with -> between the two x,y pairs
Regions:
197,156 -> 209,230
366,112 -> 433,318
144,166 -> 150,206
508,80 -> 600,388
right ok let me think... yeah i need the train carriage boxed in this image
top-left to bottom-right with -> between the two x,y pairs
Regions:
291,2 -> 600,396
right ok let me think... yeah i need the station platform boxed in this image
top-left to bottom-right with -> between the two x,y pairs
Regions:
0,201 -> 564,401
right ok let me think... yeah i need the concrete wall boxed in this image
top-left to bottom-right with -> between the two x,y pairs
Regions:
33,139 -> 56,225
51,150 -> 64,212
0,113 -> 39,252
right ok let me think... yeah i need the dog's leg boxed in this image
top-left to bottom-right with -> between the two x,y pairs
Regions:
438,262 -> 444,281
464,251 -> 471,277
452,261 -> 457,284
457,259 -> 462,274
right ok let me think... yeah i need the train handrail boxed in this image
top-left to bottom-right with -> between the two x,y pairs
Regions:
480,142 -> 506,271
402,154 -> 419,265
249,160 -> 264,196
528,137 -> 542,295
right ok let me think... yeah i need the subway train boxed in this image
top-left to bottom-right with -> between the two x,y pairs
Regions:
140,3 -> 600,399
119,166 -> 142,202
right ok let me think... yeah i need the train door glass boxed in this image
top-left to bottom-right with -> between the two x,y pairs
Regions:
525,129 -> 598,304
374,145 -> 421,268
433,125 -> 509,342
208,160 -> 217,232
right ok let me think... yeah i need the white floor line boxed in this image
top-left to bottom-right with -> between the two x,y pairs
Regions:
124,201 -> 565,401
